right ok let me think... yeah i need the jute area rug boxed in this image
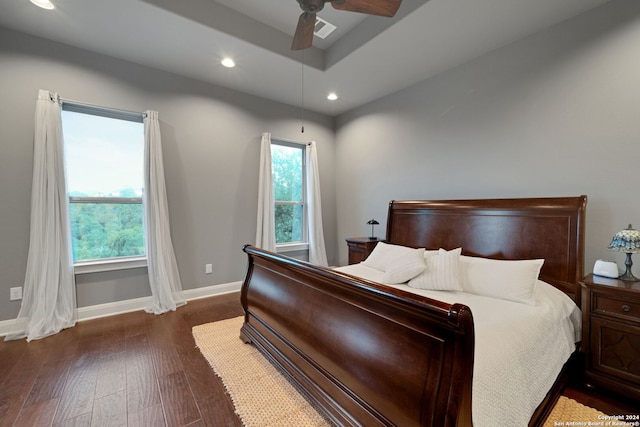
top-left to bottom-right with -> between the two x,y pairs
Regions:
193,316 -> 610,427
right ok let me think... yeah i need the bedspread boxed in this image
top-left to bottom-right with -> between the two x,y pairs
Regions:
334,263 -> 581,427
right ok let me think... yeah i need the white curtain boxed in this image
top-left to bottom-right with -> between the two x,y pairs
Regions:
143,110 -> 186,314
255,132 -> 276,251
305,141 -> 328,266
5,90 -> 77,342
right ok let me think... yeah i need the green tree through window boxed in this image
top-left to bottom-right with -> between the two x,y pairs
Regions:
271,142 -> 305,244
62,106 -> 145,262
69,198 -> 144,261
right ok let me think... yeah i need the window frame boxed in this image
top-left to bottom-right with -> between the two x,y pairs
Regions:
270,138 -> 308,253
61,101 -> 148,274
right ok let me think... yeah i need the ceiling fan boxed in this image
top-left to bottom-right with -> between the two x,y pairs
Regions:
291,0 -> 402,50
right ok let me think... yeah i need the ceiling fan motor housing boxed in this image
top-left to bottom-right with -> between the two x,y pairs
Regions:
297,0 -> 326,13
292,0 -> 401,50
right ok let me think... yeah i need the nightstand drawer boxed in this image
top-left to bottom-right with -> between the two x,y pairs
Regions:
345,238 -> 379,265
590,317 -> 640,384
581,274 -> 640,401
593,293 -> 640,321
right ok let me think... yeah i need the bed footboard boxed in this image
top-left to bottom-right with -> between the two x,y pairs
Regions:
240,245 -> 475,427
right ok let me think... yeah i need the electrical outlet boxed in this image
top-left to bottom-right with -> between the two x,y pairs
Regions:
10,287 -> 22,301
205,264 -> 213,274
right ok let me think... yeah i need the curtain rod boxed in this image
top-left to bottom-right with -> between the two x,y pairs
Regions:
59,97 -> 147,120
271,136 -> 311,146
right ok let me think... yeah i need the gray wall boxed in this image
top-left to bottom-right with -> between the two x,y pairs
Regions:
335,0 -> 640,274
0,28 -> 337,321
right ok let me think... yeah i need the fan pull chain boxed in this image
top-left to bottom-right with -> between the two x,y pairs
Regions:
301,50 -> 305,133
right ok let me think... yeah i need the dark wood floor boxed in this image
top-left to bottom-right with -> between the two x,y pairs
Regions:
0,293 -> 244,427
0,292 -> 636,427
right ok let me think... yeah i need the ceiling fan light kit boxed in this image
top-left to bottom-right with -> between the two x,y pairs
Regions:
291,0 -> 402,50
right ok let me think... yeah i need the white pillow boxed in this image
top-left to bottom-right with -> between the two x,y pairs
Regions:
424,249 -> 439,258
362,242 -> 421,271
382,248 -> 426,284
460,256 -> 544,305
409,248 -> 463,291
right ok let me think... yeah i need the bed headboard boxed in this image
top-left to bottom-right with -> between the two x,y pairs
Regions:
385,196 -> 587,301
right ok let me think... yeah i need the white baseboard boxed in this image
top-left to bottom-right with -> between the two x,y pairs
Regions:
0,281 -> 242,338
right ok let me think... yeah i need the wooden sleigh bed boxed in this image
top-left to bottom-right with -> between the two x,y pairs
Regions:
240,196 -> 587,426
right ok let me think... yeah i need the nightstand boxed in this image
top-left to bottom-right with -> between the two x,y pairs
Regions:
580,273 -> 640,401
345,237 -> 379,265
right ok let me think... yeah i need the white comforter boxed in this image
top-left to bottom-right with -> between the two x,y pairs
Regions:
334,263 -> 581,427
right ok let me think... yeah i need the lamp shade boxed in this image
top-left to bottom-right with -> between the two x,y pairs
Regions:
608,224 -> 640,253
367,219 -> 379,226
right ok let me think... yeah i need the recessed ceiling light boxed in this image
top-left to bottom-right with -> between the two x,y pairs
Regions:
327,92 -> 338,101
221,58 -> 235,68
30,0 -> 55,10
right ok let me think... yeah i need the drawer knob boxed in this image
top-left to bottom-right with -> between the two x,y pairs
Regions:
621,304 -> 631,312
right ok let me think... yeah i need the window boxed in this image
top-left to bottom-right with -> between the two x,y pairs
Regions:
61,104 -> 146,271
271,140 -> 306,249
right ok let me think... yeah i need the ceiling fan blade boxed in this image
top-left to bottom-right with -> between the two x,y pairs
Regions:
291,12 -> 316,50
331,0 -> 402,17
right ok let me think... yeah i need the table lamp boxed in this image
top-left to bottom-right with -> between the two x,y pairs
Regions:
367,219 -> 379,240
608,224 -> 640,281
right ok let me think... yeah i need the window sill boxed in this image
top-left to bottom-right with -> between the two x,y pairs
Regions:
74,257 -> 147,274
276,242 -> 309,253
